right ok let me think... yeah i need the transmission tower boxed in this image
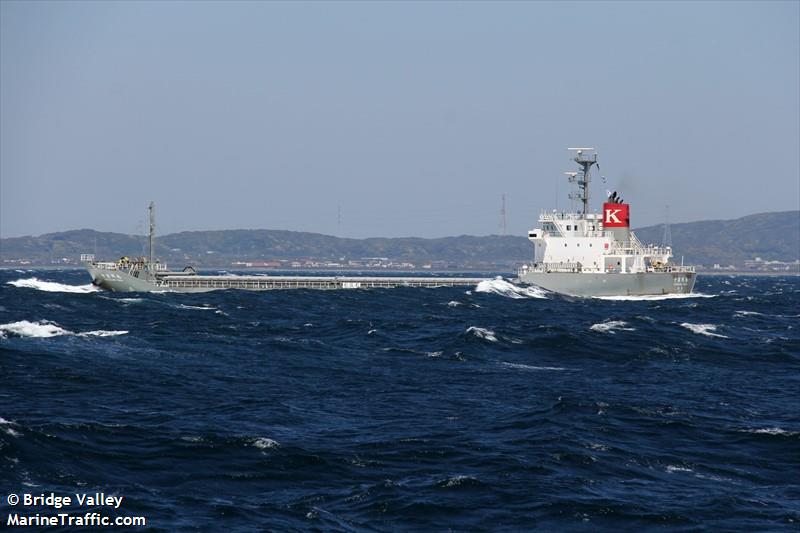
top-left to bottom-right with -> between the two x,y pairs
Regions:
500,194 -> 507,235
662,205 -> 672,248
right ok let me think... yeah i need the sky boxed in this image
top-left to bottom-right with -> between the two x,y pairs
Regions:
1,1 -> 798,239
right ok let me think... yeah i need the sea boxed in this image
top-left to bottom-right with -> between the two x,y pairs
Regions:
1,269 -> 798,531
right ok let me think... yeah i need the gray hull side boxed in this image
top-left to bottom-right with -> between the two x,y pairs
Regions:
517,271 -> 696,297
86,266 -> 486,293
86,266 -> 182,292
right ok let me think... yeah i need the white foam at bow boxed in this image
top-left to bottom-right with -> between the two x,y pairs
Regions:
466,326 -> 497,342
7,278 -> 99,294
0,320 -> 128,338
680,323 -> 728,338
474,278 -> 548,299
590,320 -> 635,333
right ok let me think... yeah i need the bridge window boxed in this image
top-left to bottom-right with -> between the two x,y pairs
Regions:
566,225 -> 571,230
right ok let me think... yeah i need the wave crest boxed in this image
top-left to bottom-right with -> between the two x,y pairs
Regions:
500,362 -> 567,371
466,326 -> 497,342
680,322 -> 728,338
251,437 -> 280,449
590,320 -> 635,334
0,320 -> 127,339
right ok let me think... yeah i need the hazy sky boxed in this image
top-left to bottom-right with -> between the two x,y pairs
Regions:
2,1 -> 798,239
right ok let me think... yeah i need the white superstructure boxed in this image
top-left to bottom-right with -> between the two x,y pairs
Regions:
524,211 -> 674,275
517,149 -> 695,296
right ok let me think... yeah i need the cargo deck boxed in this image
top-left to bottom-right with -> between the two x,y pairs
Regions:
158,275 -> 488,291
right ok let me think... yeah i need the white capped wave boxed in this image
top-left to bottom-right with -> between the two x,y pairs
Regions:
734,310 -> 764,317
80,330 -> 129,337
7,278 -> 99,294
176,304 -> 217,311
594,292 -> 715,301
439,475 -> 478,487
3,426 -> 21,437
0,418 -> 22,437
589,320 -> 635,334
500,362 -> 567,371
475,278 -> 548,299
251,437 -> 280,449
0,320 -> 128,339
466,326 -> 497,342
447,301 -> 462,307
0,320 -> 71,338
680,323 -> 728,338
666,465 -> 694,473
744,427 -> 797,436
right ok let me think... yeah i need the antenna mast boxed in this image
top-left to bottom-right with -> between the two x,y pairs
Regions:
148,201 -> 155,272
567,148 -> 598,215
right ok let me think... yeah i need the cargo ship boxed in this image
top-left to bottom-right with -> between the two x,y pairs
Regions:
83,149 -> 695,296
516,148 -> 696,296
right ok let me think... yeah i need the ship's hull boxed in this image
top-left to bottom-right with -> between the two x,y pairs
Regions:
517,270 -> 696,297
86,265 -> 486,293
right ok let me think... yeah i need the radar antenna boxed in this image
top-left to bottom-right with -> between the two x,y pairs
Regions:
566,148 -> 598,215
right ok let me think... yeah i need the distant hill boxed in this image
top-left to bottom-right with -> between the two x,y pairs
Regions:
0,228 -> 531,268
1,210 -> 797,268
634,210 -> 799,267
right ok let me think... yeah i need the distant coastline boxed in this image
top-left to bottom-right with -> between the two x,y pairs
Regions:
1,210 -> 798,272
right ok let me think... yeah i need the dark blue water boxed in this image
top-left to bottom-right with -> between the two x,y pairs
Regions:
1,270 -> 798,531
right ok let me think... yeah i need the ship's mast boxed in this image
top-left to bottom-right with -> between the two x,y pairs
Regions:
148,201 -> 155,272
567,148 -> 597,215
